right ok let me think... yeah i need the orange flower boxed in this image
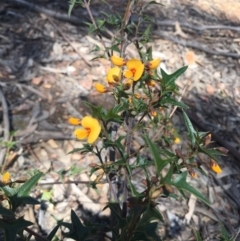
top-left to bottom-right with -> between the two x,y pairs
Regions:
73,116 -> 101,144
95,83 -> 108,93
106,67 -> 122,84
210,159 -> 222,174
110,55 -> 126,66
124,59 -> 144,81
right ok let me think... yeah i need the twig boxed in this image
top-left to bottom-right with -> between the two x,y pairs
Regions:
47,17 -> 91,67
9,0 -> 86,26
24,227 -> 49,241
0,88 -> 10,166
155,32 -> 240,59
83,0 -> 110,58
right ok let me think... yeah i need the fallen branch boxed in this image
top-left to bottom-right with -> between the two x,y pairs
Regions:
155,32 -> 240,58
156,20 -> 240,32
0,88 -> 10,166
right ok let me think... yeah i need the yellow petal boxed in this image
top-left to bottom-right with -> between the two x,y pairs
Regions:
174,137 -> 181,144
74,128 -> 89,140
95,83 -> 107,93
126,59 -> 144,81
88,122 -> 101,144
68,117 -> 81,125
110,56 -> 126,66
210,160 -> 222,174
148,58 -> 161,69
106,67 -> 122,83
2,172 -> 11,183
81,116 -> 101,144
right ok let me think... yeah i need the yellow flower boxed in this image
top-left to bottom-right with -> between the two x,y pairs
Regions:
124,59 -> 144,81
110,55 -> 126,66
68,117 -> 81,126
73,116 -> 101,144
106,67 -> 122,84
174,137 -> 181,144
147,58 -> 161,69
150,110 -> 157,117
2,172 -> 11,183
95,83 -> 107,93
210,160 -> 222,174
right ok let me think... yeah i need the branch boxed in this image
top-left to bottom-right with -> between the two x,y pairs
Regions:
155,32 -> 240,59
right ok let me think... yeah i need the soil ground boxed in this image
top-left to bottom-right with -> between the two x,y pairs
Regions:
0,0 -> 240,240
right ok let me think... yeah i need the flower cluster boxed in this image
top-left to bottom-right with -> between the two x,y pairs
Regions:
68,116 -> 101,144
95,55 -> 161,93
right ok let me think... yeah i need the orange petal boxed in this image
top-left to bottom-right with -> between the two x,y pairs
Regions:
68,117 -> 81,125
74,128 -> 89,140
110,55 -> 126,66
95,83 -> 107,93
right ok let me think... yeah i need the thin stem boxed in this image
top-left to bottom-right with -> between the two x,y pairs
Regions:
83,0 -> 110,57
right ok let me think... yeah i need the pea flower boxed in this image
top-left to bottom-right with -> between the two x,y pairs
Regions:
95,83 -> 108,93
147,58 -> 161,69
124,59 -> 144,81
2,171 -> 11,183
68,117 -> 81,125
110,55 -> 126,66
69,116 -> 101,144
210,159 -> 222,174
106,67 -> 122,84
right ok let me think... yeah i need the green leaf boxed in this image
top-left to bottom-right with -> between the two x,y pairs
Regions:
0,186 -> 17,197
71,210 -> 91,240
171,171 -> 210,205
16,172 -> 43,197
84,101 -> 106,119
161,66 -> 188,87
133,222 -> 161,241
160,97 -> 189,109
195,230 -> 203,241
0,204 -> 14,217
68,144 -> 93,154
47,224 -> 60,241
182,110 -> 196,147
0,217 -> 33,241
198,147 -> 225,161
144,135 -> 171,174
138,207 -> 163,226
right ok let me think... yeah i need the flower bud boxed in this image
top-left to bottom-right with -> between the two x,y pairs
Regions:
215,147 -> 229,155
95,83 -> 108,93
175,149 -> 184,159
204,133 -> 212,146
151,176 -> 159,184
146,58 -> 161,69
89,163 -> 99,168
151,187 -> 163,199
68,117 -> 81,125
110,55 -> 126,66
